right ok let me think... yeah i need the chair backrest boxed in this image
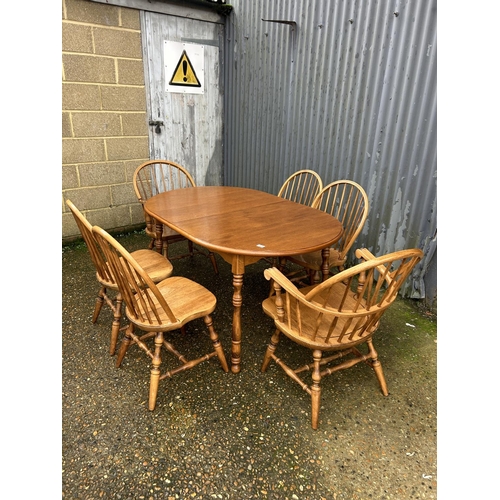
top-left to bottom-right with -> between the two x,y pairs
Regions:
92,225 -> 177,325
265,248 -> 423,346
277,170 -> 323,206
133,160 -> 196,202
311,180 -> 369,260
66,199 -> 115,285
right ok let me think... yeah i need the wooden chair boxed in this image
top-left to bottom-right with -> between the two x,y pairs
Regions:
277,169 -> 323,206
263,170 -> 324,274
66,199 -> 173,355
92,225 -> 229,411
133,160 -> 218,274
284,180 -> 369,284
261,247 -> 423,429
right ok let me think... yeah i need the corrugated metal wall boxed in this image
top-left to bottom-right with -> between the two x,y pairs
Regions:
223,0 -> 437,301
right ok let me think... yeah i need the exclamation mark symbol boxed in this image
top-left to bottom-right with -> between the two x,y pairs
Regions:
183,60 -> 188,82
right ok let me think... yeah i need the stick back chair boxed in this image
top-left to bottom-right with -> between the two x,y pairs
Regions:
92,225 -> 229,411
261,247 -> 423,429
285,180 -> 369,284
133,159 -> 218,274
262,170 -> 324,274
277,170 -> 323,206
66,199 -> 173,355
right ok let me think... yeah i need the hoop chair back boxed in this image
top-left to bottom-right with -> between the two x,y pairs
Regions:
133,159 -> 195,203
268,248 -> 422,347
277,170 -> 323,206
311,180 -> 369,264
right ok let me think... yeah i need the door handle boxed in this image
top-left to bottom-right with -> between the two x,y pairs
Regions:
149,120 -> 164,134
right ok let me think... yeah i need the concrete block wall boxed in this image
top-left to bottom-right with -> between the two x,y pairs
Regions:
62,0 -> 148,243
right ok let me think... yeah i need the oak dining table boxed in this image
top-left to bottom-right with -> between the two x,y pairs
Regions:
144,186 -> 344,374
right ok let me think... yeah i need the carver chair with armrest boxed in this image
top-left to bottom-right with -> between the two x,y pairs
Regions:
284,180 -> 369,285
66,199 -> 174,355
133,159 -> 218,274
92,225 -> 229,411
261,247 -> 423,429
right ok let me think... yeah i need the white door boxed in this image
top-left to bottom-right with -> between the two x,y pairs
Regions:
141,10 -> 224,186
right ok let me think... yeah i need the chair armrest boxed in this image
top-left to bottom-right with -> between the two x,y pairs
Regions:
355,248 -> 377,261
354,248 -> 398,287
264,267 -> 314,303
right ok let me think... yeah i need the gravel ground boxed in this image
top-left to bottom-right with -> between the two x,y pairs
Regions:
61,230 -> 437,499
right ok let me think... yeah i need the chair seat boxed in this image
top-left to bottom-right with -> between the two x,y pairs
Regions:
132,249 -> 174,282
96,249 -> 173,289
161,225 -> 181,238
262,281 -> 379,351
125,276 -> 217,331
287,248 -> 345,270
146,223 -> 185,241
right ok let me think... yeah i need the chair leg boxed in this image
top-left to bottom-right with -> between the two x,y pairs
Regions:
311,270 -> 321,285
261,329 -> 281,372
277,257 -> 287,272
92,286 -> 106,323
205,315 -> 229,372
148,332 -> 163,411
208,252 -> 219,274
109,293 -> 123,355
311,349 -> 322,430
116,324 -> 134,368
367,339 -> 388,396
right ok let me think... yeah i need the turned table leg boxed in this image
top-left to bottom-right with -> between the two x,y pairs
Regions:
231,272 -> 244,374
213,252 -> 260,374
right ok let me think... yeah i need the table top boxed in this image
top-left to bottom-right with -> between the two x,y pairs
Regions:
144,186 -> 343,258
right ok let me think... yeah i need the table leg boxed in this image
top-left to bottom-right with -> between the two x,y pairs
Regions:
231,272 -> 244,373
218,253 -> 260,374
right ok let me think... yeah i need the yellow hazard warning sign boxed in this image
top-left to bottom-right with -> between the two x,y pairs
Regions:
165,41 -> 204,94
169,50 -> 201,87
